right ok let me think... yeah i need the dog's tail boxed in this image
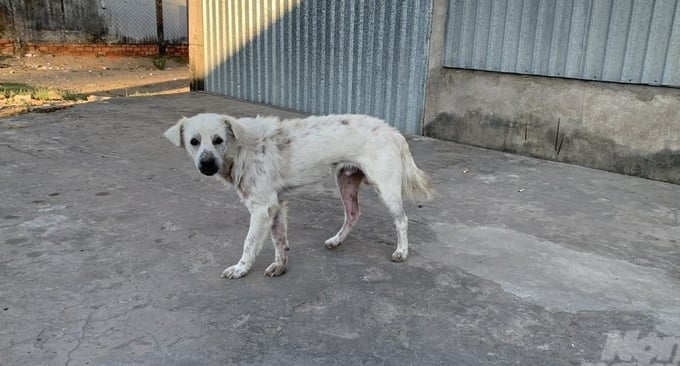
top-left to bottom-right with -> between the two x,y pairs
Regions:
397,135 -> 434,202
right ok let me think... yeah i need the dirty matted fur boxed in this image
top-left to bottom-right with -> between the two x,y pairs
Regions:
164,113 -> 433,279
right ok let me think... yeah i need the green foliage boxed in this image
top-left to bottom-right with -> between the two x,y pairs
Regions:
1,82 -> 32,98
152,56 -> 167,70
0,82 -> 85,102
32,87 -> 51,101
62,91 -> 86,101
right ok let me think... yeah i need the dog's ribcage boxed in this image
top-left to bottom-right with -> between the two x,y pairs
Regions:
234,114 -> 400,197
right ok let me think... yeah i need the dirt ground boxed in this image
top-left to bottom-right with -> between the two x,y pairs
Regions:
0,55 -> 189,116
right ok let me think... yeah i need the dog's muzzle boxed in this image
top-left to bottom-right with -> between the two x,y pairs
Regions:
198,156 -> 219,176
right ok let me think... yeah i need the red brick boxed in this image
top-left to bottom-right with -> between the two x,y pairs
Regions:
0,42 -> 189,57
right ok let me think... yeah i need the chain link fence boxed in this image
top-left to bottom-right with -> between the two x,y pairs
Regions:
100,0 -> 188,44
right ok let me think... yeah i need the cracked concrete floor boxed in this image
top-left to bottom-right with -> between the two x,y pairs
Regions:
1,93 -> 679,365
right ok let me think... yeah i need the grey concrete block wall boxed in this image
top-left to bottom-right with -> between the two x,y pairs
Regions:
423,69 -> 680,184
424,0 -> 680,185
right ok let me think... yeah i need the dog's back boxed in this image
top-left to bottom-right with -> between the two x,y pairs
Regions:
285,114 -> 396,158
251,114 -> 433,202
268,114 -> 404,186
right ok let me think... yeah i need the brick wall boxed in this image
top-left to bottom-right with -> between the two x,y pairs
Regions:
0,39 -> 188,58
0,39 -> 14,55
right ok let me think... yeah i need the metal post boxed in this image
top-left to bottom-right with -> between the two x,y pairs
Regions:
155,0 -> 165,55
188,0 -> 204,91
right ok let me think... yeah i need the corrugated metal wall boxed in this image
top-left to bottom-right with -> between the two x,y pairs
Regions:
202,0 -> 433,134
443,0 -> 680,87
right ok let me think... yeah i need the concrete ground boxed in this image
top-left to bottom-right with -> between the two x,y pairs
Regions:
1,93 -> 679,366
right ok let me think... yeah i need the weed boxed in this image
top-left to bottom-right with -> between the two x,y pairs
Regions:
129,91 -> 153,97
152,56 -> 167,70
62,91 -> 86,101
1,82 -> 32,98
32,88 -> 51,101
0,83 -> 85,102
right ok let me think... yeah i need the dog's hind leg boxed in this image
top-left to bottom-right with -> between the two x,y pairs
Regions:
265,202 -> 289,277
325,168 -> 364,249
381,190 -> 409,262
365,163 -> 409,262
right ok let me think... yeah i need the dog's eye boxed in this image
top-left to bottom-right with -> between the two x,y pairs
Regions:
213,136 -> 224,145
190,138 -> 200,146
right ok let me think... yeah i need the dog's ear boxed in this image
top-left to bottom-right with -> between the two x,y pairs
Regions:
220,115 -> 246,141
164,117 -> 187,147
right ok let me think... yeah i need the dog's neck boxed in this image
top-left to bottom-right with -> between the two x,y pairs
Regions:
219,140 -> 248,185
218,158 -> 235,184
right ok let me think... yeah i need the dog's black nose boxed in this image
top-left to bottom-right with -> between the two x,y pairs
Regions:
198,158 -> 218,176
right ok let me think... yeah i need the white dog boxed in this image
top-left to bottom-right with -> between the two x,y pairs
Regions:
164,113 -> 433,278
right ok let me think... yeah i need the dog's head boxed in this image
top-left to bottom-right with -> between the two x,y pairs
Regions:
164,113 -> 245,176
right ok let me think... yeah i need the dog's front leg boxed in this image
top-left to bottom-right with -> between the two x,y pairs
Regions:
221,206 -> 271,279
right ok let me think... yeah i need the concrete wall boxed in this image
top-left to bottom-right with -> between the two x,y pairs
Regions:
424,0 -> 680,184
0,0 -> 187,44
0,0 -> 107,42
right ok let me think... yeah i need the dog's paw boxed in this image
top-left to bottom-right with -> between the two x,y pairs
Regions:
264,262 -> 287,277
390,250 -> 408,262
221,264 -> 249,279
324,236 -> 342,249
